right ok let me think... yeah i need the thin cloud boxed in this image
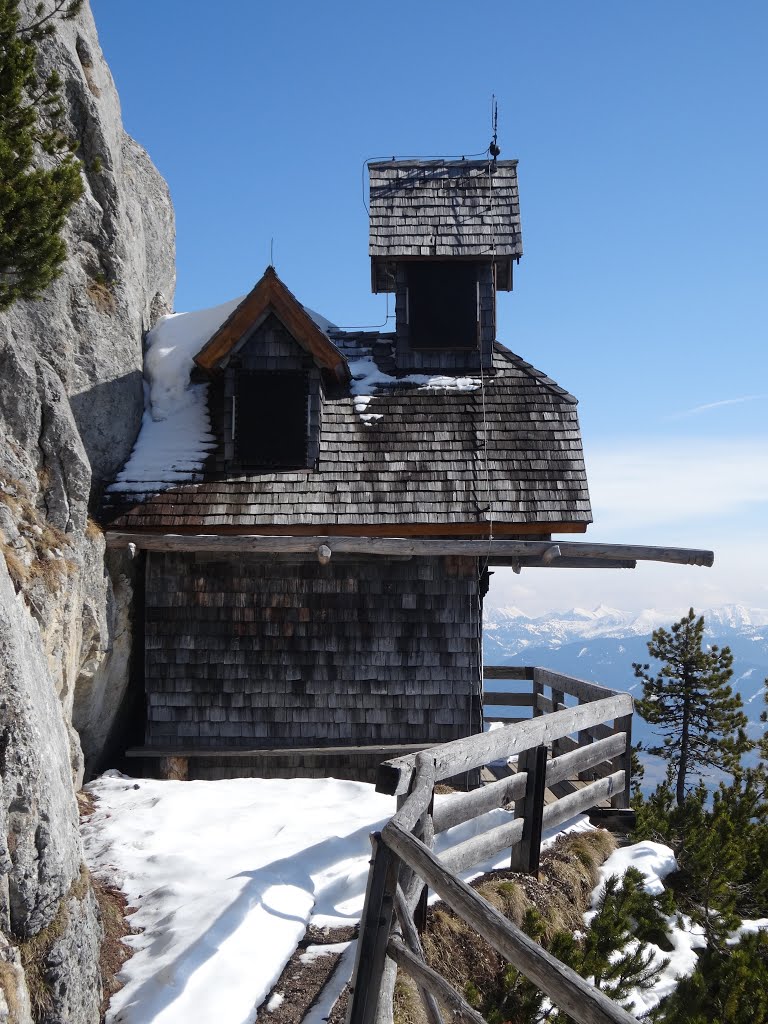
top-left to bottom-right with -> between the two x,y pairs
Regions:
667,395 -> 766,419
585,438 -> 768,531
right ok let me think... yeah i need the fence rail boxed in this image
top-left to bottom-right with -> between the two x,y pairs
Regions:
346,667 -> 637,1024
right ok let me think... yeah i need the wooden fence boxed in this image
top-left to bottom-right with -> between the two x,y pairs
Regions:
346,667 -> 637,1024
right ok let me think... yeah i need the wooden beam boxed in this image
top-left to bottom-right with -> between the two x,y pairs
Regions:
379,695 -> 633,795
546,734 -> 627,789
381,824 -> 639,1024
433,772 -> 528,834
125,742 -> 437,760
105,531 -> 714,567
533,669 -> 618,704
541,772 -> 626,834
483,692 -> 534,707
483,666 -> 535,680
491,558 -> 637,569
439,817 -> 525,876
386,938 -> 488,1024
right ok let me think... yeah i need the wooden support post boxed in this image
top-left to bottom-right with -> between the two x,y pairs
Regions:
532,676 -> 544,717
510,745 -> 547,875
611,715 -> 633,809
414,791 -> 434,934
551,688 -> 564,756
394,889 -> 445,1024
577,698 -> 592,749
346,833 -> 400,1024
159,756 -> 188,781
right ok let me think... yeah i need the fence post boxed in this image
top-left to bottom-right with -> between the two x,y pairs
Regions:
414,791 -> 434,934
551,687 -> 564,756
611,714 -> 633,809
346,832 -> 400,1024
532,671 -> 544,716
510,744 -> 548,876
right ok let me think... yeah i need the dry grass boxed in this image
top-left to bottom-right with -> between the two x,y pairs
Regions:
411,830 -> 618,1022
16,866 -> 91,1021
0,960 -> 25,1024
86,517 -> 104,540
0,477 -> 75,598
86,276 -> 116,314
13,862 -> 130,1024
91,876 -> 131,1019
2,546 -> 29,591
393,974 -> 430,1024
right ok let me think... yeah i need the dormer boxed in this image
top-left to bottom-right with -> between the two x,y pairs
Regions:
194,267 -> 349,472
369,159 -> 523,372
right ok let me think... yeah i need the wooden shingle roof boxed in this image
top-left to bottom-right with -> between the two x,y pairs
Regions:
103,336 -> 591,535
368,160 -> 522,260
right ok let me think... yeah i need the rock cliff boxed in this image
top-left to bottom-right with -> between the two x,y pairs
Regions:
0,1 -> 175,1020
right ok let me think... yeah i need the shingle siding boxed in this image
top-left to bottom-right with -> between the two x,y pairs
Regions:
145,552 -> 483,762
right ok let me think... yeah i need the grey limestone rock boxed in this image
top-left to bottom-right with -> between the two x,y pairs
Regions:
1,0 -> 175,494
0,556 -> 102,1022
0,1 -> 178,1019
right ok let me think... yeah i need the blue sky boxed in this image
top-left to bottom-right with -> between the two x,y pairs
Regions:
91,0 -> 767,614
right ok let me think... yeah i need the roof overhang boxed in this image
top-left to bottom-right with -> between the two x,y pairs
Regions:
193,265 -> 350,382
105,532 -> 714,570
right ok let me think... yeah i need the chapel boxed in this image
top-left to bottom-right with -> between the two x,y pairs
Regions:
103,157 -> 595,781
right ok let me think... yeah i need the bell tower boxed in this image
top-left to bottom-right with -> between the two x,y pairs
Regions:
368,158 -> 522,371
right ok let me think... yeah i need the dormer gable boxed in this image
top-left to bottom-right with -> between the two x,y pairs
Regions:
194,265 -> 350,383
194,267 -> 349,473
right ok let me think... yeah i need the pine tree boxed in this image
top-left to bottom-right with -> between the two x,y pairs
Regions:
479,874 -> 673,1023
653,930 -> 768,1024
0,0 -> 84,309
634,608 -> 751,805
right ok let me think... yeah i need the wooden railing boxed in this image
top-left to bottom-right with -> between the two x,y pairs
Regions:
346,668 -> 637,1024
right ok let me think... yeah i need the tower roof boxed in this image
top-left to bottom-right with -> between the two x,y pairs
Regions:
368,159 -> 522,260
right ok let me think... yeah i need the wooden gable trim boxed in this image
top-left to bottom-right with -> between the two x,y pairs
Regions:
194,266 -> 350,381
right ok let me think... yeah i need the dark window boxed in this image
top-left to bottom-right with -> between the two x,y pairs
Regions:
234,371 -> 309,468
407,261 -> 479,349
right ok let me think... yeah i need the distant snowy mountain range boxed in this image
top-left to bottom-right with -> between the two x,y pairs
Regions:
483,603 -> 768,745
485,603 -> 768,649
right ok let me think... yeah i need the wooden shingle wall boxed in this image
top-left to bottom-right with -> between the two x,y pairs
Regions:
394,263 -> 495,372
144,552 -> 483,778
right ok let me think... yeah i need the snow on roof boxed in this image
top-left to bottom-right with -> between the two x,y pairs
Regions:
108,296 -> 339,497
348,353 -> 481,423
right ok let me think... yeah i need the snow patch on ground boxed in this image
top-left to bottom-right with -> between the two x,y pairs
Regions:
588,841 -> 705,1016
591,840 -> 678,903
302,942 -> 357,1024
82,773 -> 394,1024
728,918 -> 768,942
